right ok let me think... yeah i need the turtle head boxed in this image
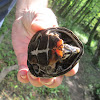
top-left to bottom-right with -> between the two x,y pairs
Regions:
62,44 -> 80,59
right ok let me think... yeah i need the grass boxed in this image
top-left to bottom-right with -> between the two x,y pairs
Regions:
0,70 -> 70,100
33,85 -> 70,100
0,22 -> 17,71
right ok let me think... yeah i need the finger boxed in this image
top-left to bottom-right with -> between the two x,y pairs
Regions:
31,8 -> 58,32
40,76 -> 64,88
17,65 -> 29,83
27,71 -> 43,87
65,63 -> 79,77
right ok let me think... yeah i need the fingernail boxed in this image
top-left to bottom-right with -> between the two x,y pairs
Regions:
19,70 -> 27,79
21,75 -> 26,79
44,79 -> 54,85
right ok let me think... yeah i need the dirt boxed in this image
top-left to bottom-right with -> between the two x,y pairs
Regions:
65,50 -> 100,100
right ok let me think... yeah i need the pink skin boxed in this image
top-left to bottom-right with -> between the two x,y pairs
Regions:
12,8 -> 79,88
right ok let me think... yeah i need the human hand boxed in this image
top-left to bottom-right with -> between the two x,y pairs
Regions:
12,8 -> 79,88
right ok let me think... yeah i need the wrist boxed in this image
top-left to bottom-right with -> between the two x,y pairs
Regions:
16,0 -> 48,18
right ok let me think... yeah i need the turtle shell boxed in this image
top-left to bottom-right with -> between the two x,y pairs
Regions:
27,27 -> 84,78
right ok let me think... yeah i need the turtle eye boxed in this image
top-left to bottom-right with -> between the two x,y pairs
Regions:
33,64 -> 40,74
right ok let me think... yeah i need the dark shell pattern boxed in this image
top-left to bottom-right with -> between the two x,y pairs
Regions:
27,27 -> 84,78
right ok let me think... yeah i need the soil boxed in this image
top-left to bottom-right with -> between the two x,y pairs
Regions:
65,50 -> 100,100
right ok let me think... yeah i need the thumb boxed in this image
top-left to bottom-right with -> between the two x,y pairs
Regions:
31,8 -> 58,32
31,21 -> 53,32
31,18 -> 58,32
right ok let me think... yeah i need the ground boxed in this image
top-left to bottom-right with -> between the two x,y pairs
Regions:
0,8 -> 100,100
65,50 -> 100,100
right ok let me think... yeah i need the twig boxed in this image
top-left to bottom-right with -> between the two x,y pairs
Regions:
0,65 -> 18,83
2,90 -> 12,100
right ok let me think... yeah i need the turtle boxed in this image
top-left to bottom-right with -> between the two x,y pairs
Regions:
27,27 -> 84,78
